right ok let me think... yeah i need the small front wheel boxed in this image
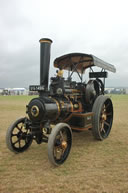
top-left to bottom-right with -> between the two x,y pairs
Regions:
48,123 -> 72,166
6,117 -> 33,153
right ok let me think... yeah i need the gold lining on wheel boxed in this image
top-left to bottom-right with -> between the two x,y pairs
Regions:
61,141 -> 67,150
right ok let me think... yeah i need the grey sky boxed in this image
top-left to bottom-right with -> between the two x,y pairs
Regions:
0,0 -> 128,88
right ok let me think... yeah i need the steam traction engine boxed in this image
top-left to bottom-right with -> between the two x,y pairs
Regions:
6,38 -> 116,166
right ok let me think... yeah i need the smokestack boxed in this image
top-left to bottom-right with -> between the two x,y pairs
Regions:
39,38 -> 53,91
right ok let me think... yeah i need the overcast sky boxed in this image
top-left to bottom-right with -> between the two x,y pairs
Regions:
0,0 -> 128,88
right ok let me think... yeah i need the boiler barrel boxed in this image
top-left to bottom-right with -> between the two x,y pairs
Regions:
27,97 -> 58,123
27,96 -> 73,123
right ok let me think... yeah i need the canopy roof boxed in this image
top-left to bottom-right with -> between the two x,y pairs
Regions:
54,53 -> 116,74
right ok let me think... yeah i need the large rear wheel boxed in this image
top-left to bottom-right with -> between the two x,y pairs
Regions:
48,123 -> 72,166
92,95 -> 113,140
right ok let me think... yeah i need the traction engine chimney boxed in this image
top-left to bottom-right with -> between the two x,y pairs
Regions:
39,38 -> 53,92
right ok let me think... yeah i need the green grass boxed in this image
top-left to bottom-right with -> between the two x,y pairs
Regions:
0,95 -> 128,193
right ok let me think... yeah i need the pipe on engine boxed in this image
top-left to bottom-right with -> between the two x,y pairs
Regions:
39,38 -> 53,92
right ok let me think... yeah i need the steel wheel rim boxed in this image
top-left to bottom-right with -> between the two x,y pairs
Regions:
99,98 -> 113,139
11,119 -> 32,152
53,127 -> 72,165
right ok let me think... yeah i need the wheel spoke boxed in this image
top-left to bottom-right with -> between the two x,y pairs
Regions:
59,131 -> 64,141
100,122 -> 105,133
104,121 -> 110,127
105,102 -> 110,109
101,127 -> 106,134
102,128 -> 106,133
106,112 -> 112,116
25,136 -> 28,144
11,133 -> 18,137
16,125 -> 21,131
13,138 -> 20,145
54,147 -> 62,160
102,105 -> 106,112
60,152 -> 65,160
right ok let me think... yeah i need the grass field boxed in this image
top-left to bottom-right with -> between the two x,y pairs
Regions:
0,95 -> 128,193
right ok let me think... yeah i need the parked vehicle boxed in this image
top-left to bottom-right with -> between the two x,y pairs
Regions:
6,38 -> 116,166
